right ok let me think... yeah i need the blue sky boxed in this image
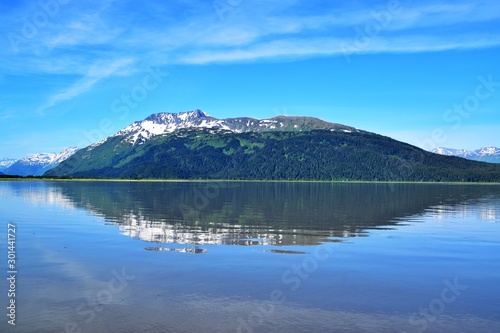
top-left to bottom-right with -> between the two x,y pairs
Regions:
1,0 -> 500,158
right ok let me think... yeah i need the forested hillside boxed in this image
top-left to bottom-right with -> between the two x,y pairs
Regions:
46,129 -> 500,182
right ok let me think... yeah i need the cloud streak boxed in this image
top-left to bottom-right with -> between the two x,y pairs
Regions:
1,0 -> 500,111
3,0 -> 500,70
37,58 -> 134,115
179,33 -> 500,64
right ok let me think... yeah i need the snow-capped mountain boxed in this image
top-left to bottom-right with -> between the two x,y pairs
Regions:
0,158 -> 17,172
3,147 -> 79,176
432,147 -> 500,163
99,109 -> 360,146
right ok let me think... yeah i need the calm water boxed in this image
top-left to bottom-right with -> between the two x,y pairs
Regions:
1,181 -> 499,333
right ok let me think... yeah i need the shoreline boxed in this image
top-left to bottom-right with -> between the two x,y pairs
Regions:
1,177 -> 499,185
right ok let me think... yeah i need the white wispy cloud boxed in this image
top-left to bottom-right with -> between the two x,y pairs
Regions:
37,58 -> 135,115
178,32 -> 500,64
2,0 -> 500,111
162,0 -> 500,64
0,110 -> 16,121
3,0 -> 500,72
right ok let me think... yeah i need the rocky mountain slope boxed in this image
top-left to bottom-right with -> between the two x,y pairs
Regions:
101,109 -> 360,146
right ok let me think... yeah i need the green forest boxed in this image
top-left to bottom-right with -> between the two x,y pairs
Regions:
46,129 -> 500,182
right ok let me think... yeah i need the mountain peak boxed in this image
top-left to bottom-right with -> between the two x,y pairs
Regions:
110,110 -> 361,146
144,109 -> 208,122
191,109 -> 209,118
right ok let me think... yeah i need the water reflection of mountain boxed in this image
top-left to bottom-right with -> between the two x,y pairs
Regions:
37,181 -> 500,246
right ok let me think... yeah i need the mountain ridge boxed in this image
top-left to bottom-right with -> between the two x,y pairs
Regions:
4,147 -> 79,176
103,109 -> 362,146
46,111 -> 500,182
432,147 -> 500,163
0,158 -> 17,172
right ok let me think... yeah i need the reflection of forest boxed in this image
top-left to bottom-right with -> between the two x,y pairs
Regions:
12,181 -> 500,246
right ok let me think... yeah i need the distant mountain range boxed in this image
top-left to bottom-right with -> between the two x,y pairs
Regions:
0,158 -> 17,171
46,110 -> 500,182
432,147 -> 500,163
1,148 -> 78,176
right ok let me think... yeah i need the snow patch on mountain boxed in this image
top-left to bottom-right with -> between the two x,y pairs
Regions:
106,109 -> 360,146
114,110 -> 228,144
477,147 -> 500,156
432,147 -> 500,163
3,147 -> 79,176
0,158 -> 17,171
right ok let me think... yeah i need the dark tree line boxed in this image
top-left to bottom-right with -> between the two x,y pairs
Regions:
47,129 -> 500,182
